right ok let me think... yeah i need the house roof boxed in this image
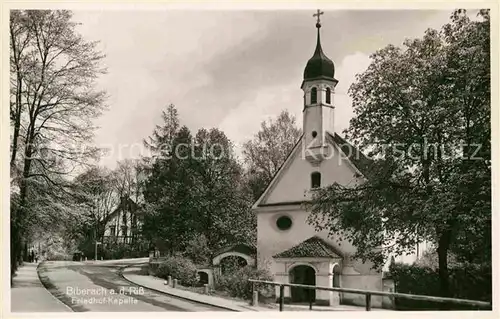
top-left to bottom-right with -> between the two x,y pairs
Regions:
103,196 -> 142,225
273,236 -> 343,259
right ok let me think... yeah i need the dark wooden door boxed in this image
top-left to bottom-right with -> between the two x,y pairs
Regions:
290,265 -> 316,303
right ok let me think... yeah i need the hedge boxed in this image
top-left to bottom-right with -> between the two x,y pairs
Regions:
214,266 -> 274,300
389,262 -> 491,310
155,255 -> 199,287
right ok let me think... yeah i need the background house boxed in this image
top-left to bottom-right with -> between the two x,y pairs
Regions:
102,196 -> 145,250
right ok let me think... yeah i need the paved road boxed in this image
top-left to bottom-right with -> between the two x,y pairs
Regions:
39,260 -> 227,312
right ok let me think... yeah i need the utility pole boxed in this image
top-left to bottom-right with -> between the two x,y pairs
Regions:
95,240 -> 102,260
94,228 -> 101,261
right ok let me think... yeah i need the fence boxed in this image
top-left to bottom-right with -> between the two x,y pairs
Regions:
248,279 -> 492,311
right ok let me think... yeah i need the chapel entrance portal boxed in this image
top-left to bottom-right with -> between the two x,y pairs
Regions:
289,265 -> 316,303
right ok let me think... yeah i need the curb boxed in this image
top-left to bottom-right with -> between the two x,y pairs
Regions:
118,264 -> 247,312
36,262 -> 78,312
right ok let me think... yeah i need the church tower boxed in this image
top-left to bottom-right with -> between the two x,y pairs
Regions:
301,11 -> 338,163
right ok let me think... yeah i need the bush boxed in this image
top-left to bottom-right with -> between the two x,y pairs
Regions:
214,266 -> 274,300
389,262 -> 492,310
100,242 -> 148,260
155,255 -> 199,287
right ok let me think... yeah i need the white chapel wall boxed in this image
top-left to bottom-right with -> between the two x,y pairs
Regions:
262,137 -> 362,206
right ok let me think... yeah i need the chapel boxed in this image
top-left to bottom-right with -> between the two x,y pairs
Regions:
252,11 -> 388,307
175,11 -> 424,308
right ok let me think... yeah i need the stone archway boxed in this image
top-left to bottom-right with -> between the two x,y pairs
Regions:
289,264 -> 316,303
212,251 -> 254,267
219,255 -> 248,275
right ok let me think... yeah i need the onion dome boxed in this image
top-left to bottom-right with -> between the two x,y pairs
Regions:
303,22 -> 336,82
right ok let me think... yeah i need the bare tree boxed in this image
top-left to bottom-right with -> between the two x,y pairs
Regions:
73,167 -> 118,243
113,159 -> 145,204
242,110 -> 302,200
10,10 -> 107,273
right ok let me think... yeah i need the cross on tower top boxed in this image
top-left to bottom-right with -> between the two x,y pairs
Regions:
313,9 -> 324,27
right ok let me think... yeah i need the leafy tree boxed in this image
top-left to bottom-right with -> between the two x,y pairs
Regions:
438,9 -> 491,266
140,99 -> 258,255
12,167 -> 89,260
191,128 -> 256,248
183,234 -> 211,266
414,248 -> 459,269
9,10 -> 106,273
143,103 -> 180,160
307,9 -> 490,299
140,104 -> 182,253
242,110 -> 302,200
142,126 -> 197,254
143,121 -> 256,256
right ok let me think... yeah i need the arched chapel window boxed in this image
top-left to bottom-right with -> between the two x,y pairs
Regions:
311,87 -> 318,104
326,87 -> 331,104
311,172 -> 321,189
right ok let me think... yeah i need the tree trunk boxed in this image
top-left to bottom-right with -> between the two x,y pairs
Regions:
23,242 -> 28,262
10,107 -> 22,168
13,121 -> 37,274
437,228 -> 452,308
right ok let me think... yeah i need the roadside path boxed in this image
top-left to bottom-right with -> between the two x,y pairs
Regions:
10,262 -> 72,312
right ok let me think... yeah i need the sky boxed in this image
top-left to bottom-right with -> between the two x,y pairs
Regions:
71,9 -> 470,169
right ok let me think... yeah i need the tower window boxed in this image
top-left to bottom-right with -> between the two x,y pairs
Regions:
312,131 -> 318,138
311,87 -> 318,104
326,87 -> 331,104
311,172 -> 321,189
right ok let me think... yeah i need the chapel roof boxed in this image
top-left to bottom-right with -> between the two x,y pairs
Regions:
273,236 -> 343,259
326,132 -> 374,179
302,22 -> 336,84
